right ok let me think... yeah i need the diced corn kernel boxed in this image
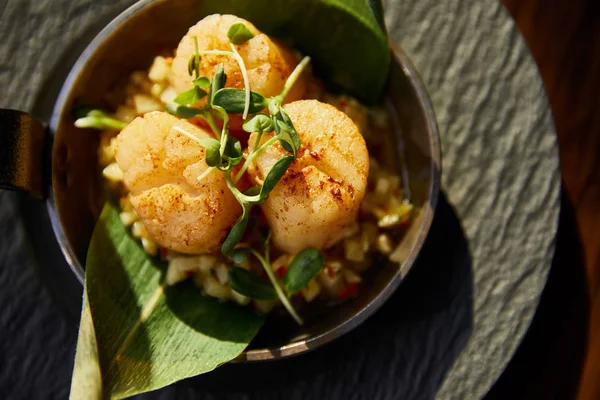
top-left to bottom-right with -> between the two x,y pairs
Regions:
119,211 -> 137,227
343,269 -> 362,284
150,83 -> 164,98
231,290 -> 251,306
131,221 -> 146,239
133,94 -> 163,114
115,105 -> 138,123
148,56 -> 170,83
102,163 -> 123,182
344,237 -> 365,262
198,255 -> 217,274
253,300 -> 275,314
301,279 -> 321,302
160,87 -> 177,104
141,237 -> 158,256
317,270 -> 344,297
214,263 -> 229,285
202,276 -> 231,301
376,234 -> 394,255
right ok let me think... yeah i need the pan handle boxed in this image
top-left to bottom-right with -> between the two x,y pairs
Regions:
0,109 -> 46,199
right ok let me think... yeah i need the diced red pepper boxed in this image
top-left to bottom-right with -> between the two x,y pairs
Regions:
185,270 -> 195,278
277,265 -> 288,279
338,283 -> 359,300
160,248 -> 168,260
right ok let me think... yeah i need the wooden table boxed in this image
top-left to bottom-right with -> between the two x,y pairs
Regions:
487,1 -> 600,399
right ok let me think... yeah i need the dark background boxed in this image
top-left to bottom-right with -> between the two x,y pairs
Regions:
487,1 -> 600,399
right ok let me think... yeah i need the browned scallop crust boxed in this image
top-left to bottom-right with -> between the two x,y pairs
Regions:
248,100 -> 370,253
115,111 -> 241,254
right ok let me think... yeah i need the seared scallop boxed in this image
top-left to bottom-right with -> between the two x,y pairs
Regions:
247,100 -> 369,253
170,14 -> 306,105
114,111 -> 241,254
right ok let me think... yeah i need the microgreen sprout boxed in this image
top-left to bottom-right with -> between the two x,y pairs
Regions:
74,110 -> 127,131
228,233 -> 324,325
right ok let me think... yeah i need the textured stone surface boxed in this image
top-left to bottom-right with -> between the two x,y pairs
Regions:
0,0 -> 559,399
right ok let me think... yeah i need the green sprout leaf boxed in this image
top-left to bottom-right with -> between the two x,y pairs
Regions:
242,113 -> 275,134
205,144 -> 222,167
282,248 -> 324,295
166,103 -> 205,119
227,23 -> 255,45
224,137 -> 243,167
259,155 -> 295,200
213,88 -> 267,114
74,109 -> 127,131
229,248 -> 250,264
229,267 -> 277,301
173,87 -> 207,106
243,186 -> 262,197
210,64 -> 227,106
187,54 -> 199,77
194,76 -> 211,88
222,206 -> 249,255
274,108 -> 301,155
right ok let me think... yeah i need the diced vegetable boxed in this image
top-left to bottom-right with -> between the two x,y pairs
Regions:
115,105 -> 138,123
230,290 -> 251,306
198,255 -> 217,274
343,269 -> 362,284
317,269 -> 344,297
131,221 -> 146,239
141,237 -> 158,256
201,275 -> 231,301
119,211 -> 137,227
102,163 -> 123,182
253,300 -> 275,314
133,94 -> 163,114
338,283 -> 359,300
214,262 -> 230,285
344,237 -> 365,262
376,233 -> 393,254
148,56 -> 171,83
301,279 -> 321,302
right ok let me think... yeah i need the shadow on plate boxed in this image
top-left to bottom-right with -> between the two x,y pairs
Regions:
485,186 -> 589,399
134,192 -> 475,399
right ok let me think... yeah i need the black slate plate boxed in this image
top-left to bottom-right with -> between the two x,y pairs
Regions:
0,0 -> 560,398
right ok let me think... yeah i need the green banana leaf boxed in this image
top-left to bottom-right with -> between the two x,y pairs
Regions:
70,204 -> 264,399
